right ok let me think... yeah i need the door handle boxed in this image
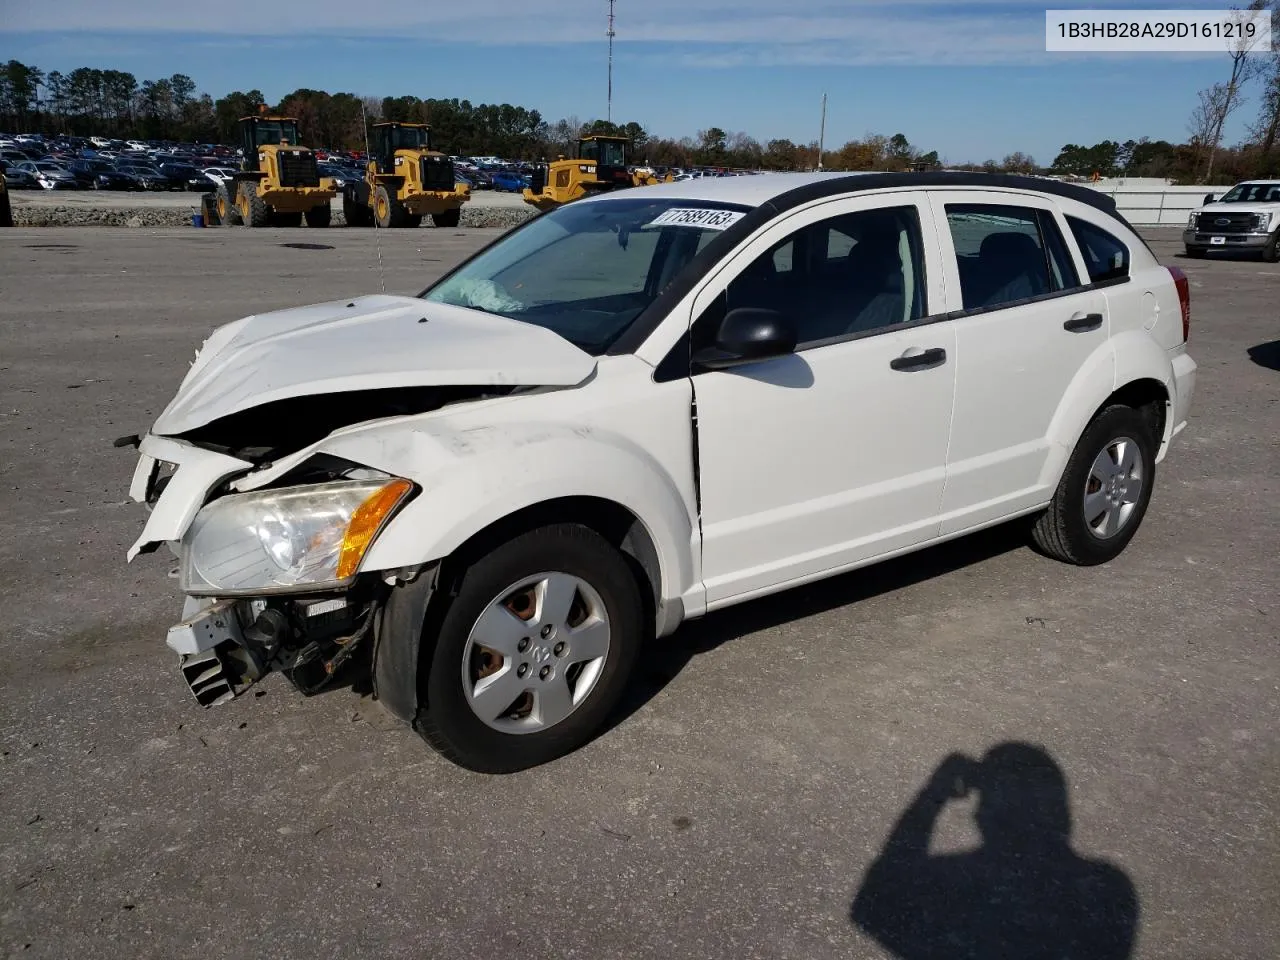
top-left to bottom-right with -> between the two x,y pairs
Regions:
889,347 -> 947,372
1064,312 -> 1104,333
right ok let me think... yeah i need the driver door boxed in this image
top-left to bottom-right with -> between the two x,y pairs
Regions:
687,193 -> 958,607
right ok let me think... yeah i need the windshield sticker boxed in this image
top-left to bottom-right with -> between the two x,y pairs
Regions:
647,208 -> 746,230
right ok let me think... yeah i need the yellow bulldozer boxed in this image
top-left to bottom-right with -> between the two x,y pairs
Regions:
214,114 -> 336,227
0,172 -> 12,228
342,122 -> 469,228
523,135 -> 670,212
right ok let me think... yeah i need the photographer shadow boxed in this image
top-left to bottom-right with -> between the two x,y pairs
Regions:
851,743 -> 1138,960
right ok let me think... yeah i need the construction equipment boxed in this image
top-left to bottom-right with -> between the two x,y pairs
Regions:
342,122 -> 469,228
0,172 -> 11,228
522,135 -> 670,212
214,115 -> 337,228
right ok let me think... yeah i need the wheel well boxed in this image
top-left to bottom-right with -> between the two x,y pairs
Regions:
1101,378 -> 1168,447
440,497 -> 661,634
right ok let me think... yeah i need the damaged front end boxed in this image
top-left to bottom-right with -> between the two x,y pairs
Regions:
171,589 -> 383,706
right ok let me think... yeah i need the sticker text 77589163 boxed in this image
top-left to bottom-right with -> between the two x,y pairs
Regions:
647,208 -> 746,230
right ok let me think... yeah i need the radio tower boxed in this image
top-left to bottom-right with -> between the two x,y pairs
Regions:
607,0 -> 616,123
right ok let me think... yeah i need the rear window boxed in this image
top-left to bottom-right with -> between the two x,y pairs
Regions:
1066,217 -> 1130,284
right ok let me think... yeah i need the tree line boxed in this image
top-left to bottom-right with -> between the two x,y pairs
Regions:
5,49 -> 1278,180
0,59 -> 939,171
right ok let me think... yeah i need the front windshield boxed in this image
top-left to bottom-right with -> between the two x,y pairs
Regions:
421,197 -> 751,354
391,126 -> 431,150
1219,182 -> 1280,203
254,120 -> 300,146
581,139 -> 626,167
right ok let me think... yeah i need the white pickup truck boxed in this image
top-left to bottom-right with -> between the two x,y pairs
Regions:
1183,179 -> 1280,261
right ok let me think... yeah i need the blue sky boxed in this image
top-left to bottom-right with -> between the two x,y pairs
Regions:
0,0 -> 1270,163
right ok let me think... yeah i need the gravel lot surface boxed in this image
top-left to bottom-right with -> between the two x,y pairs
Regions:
0,226 -> 1275,960
7,187 -> 533,228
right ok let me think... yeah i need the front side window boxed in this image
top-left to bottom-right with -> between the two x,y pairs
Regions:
422,197 -> 750,354
1218,182 -> 1280,203
1067,216 -> 1130,284
707,205 -> 929,347
945,204 -> 1079,310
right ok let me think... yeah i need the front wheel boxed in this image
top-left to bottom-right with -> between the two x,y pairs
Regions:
411,524 -> 644,773
1031,405 -> 1156,565
304,203 -> 331,228
432,208 -> 462,228
1262,231 -> 1279,263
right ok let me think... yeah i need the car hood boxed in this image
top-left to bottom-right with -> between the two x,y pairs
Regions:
151,294 -> 597,437
1199,201 -> 1280,216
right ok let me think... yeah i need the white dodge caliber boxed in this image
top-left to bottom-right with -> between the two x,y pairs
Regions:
126,172 -> 1198,772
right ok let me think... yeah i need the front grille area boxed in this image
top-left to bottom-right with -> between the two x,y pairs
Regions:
420,155 -> 455,192
1195,211 -> 1263,234
277,151 -> 320,188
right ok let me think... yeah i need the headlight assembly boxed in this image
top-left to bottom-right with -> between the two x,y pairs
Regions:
1187,212 -> 1197,228
181,478 -> 414,595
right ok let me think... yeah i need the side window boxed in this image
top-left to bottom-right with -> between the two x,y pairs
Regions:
945,204 -> 1080,311
1066,216 -> 1130,284
710,205 -> 928,348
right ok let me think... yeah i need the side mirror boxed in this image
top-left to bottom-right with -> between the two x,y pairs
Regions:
1203,193 -> 1216,205
693,307 -> 798,370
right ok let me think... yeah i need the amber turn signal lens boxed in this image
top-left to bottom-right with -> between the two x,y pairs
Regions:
336,478 -> 414,578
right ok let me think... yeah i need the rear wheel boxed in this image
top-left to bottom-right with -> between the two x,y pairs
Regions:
304,203 -> 331,228
342,190 -> 373,227
374,184 -> 411,228
216,183 -> 241,226
1031,405 -> 1156,565
432,208 -> 462,228
238,181 -> 269,227
410,524 -> 644,773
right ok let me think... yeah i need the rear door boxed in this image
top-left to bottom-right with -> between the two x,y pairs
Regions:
928,191 -> 1114,533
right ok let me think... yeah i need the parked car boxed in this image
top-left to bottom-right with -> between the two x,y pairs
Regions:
201,166 -> 237,187
124,172 -> 1197,774
1183,179 -> 1280,261
317,163 -> 359,190
155,163 -> 208,190
0,160 -> 39,188
68,158 -> 143,191
115,163 -> 167,191
15,160 -> 79,190
489,170 -> 528,192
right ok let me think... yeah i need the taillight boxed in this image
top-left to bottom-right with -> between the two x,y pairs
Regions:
1167,265 -> 1190,342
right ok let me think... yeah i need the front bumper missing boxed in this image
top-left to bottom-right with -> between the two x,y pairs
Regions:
170,599 -> 273,707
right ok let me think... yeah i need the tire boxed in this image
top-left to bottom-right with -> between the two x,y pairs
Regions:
411,524 -> 644,773
342,190 -> 373,227
1031,405 -> 1156,566
0,188 -> 11,228
374,184 -> 410,228
271,210 -> 302,228
304,203 -> 331,228
432,207 -> 461,228
1184,246 -> 1206,258
239,180 -> 269,227
1262,231 -> 1279,263
216,183 -> 241,226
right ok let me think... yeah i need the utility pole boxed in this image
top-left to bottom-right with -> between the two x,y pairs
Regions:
607,0 -> 616,123
817,92 -> 827,171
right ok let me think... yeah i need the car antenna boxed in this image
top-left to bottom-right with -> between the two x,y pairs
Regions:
360,100 -> 386,293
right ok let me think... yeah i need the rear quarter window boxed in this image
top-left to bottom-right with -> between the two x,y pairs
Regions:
1067,217 -> 1130,284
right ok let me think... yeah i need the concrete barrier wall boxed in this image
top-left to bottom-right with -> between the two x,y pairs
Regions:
1084,181 -> 1234,226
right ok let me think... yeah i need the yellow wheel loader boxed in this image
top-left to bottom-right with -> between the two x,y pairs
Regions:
214,115 -> 337,228
522,136 -> 671,212
342,122 -> 469,229
0,173 -> 12,228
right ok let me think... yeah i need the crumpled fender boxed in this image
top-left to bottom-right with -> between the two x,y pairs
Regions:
296,419 -> 698,609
